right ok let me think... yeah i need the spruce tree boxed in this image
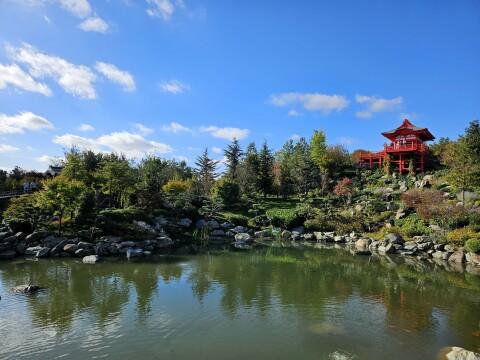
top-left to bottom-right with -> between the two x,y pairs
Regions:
239,142 -> 260,193
194,148 -> 218,197
277,140 -> 295,198
258,141 -> 274,197
224,138 -> 243,181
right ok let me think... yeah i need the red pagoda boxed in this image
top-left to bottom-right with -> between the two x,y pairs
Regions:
359,119 -> 435,174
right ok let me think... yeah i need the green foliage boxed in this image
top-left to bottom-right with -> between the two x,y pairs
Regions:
213,179 -> 241,206
465,238 -> 480,253
36,176 -> 87,234
310,130 -> 329,171
162,178 -> 192,195
98,208 -> 149,223
198,198 -> 223,220
3,194 -> 43,233
224,138 -> 243,180
368,225 -> 403,241
266,208 -> 304,228
395,213 -> 432,238
258,141 -> 274,197
195,149 -> 218,197
446,227 -> 479,246
239,142 -> 260,194
221,213 -> 249,226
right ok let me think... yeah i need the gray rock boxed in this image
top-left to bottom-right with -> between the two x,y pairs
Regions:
156,236 -> 174,248
448,250 -> 465,264
466,252 -> 480,266
378,243 -> 395,254
74,248 -> 93,257
281,230 -> 292,240
25,246 -> 45,256
211,229 -> 225,237
395,208 -> 406,220
232,226 -> 248,234
385,233 -> 404,244
235,233 -> 252,243
120,241 -> 135,248
178,218 -> 192,228
0,250 -> 16,260
63,243 -> 78,254
434,244 -> 445,251
291,226 -> 304,234
15,241 -> 27,255
432,251 -> 449,260
334,235 -> 345,243
42,235 -> 65,248
304,233 -> 315,241
50,240 -> 67,256
35,247 -> 50,258
403,242 -> 418,252
356,238 -> 372,249
195,219 -> 207,229
254,229 -> 272,238
82,255 -> 101,264
77,241 -> 94,249
0,232 -> 11,241
207,220 -> 220,229
126,248 -> 144,260
443,346 -> 480,360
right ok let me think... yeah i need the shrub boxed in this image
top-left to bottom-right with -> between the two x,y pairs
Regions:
368,226 -> 403,241
3,194 -> 42,233
99,208 -> 149,223
395,213 -> 432,238
213,179 -> 241,206
266,208 -> 303,228
446,227 -> 479,246
334,177 -> 354,204
465,238 -> 480,253
304,217 -> 335,232
401,189 -> 445,220
162,178 -> 192,195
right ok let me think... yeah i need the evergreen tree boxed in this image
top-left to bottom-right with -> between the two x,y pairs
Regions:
195,148 -> 218,197
465,120 -> 480,159
293,137 -> 315,196
258,141 -> 274,197
224,138 -> 243,181
277,140 -> 295,198
239,142 -> 260,194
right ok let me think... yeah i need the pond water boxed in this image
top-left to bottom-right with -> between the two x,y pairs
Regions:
0,247 -> 479,360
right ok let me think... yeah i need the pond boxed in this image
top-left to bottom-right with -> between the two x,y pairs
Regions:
0,247 -> 479,359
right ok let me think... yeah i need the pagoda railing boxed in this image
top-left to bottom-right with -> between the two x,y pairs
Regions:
384,141 -> 426,153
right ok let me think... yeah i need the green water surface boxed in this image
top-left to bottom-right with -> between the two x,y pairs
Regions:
0,247 -> 479,359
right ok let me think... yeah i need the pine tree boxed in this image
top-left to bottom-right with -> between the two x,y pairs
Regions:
258,141 -> 274,197
224,138 -> 243,181
239,142 -> 260,194
294,137 -> 315,196
195,148 -> 218,197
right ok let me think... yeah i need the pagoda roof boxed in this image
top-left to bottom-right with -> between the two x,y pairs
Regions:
382,119 -> 435,142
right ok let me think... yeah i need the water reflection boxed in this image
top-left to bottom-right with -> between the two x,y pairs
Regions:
0,247 -> 479,359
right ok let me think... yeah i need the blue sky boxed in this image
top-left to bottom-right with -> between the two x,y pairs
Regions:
0,0 -> 479,171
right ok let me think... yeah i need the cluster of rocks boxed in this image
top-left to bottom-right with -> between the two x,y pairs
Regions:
0,220 -> 175,263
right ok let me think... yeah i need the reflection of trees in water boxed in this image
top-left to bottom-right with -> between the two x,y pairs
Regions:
1,249 -> 479,347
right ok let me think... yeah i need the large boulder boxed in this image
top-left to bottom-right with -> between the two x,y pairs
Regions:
178,218 -> 192,228
441,346 -> 480,360
74,248 -> 93,257
42,235 -> 65,248
11,284 -> 42,294
378,243 -> 395,254
235,233 -> 252,243
255,229 -> 272,239
36,247 -> 51,258
156,236 -> 174,249
50,240 -> 68,256
63,243 -> 78,254
385,233 -> 404,244
355,238 -> 372,249
281,230 -> 292,241
83,255 -> 101,264
448,250 -> 465,264
466,252 -> 480,266
25,246 -> 49,257
211,229 -> 225,237
232,226 -> 248,234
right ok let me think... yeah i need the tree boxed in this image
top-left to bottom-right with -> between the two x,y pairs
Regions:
195,149 -> 218,197
4,194 -> 43,232
334,177 -> 354,204
310,130 -> 330,194
276,140 -> 295,198
294,137 -> 316,196
383,154 -> 392,176
37,176 -> 86,234
257,141 -> 274,197
239,142 -> 260,194
465,120 -> 480,159
224,138 -> 243,181
213,179 -> 241,206
96,154 -> 136,208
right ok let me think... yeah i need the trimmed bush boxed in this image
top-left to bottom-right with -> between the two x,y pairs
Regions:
465,238 -> 480,253
213,179 -> 241,206
395,213 -> 432,238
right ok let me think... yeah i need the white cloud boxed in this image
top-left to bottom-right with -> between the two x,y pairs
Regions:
134,123 -> 154,135
78,123 -> 95,132
212,147 -> 222,154
287,109 -> 302,117
53,131 -> 173,158
0,111 -> 54,134
78,17 -> 109,33
0,144 -> 20,153
0,63 -> 52,96
146,0 -> 181,20
95,61 -> 135,92
200,126 -> 250,141
36,154 -> 63,165
44,15 -> 51,23
58,0 -> 92,18
161,121 -> 192,133
270,92 -> 349,114
355,95 -> 403,118
289,134 -> 301,141
7,43 -> 98,99
159,80 -> 189,94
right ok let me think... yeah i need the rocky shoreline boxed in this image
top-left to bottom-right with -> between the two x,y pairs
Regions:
0,217 -> 479,276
